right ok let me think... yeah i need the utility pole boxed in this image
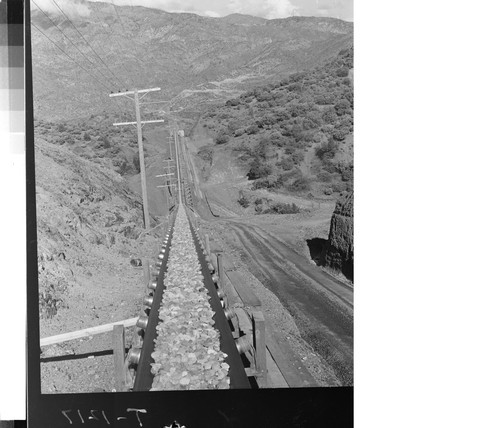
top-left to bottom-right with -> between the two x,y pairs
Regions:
173,122 -> 182,204
156,159 -> 175,212
109,88 -> 164,229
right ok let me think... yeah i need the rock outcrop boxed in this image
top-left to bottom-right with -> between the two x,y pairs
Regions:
325,192 -> 353,280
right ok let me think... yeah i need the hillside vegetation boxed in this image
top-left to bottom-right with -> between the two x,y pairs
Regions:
199,47 -> 353,197
31,2 -> 352,119
35,137 -> 159,319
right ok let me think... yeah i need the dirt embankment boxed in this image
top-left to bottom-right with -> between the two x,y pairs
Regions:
188,124 -> 354,385
36,138 -> 162,393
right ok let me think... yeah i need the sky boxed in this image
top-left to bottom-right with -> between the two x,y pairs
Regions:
73,0 -> 354,21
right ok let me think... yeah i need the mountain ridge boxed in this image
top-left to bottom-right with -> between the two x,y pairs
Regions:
31,1 -> 353,120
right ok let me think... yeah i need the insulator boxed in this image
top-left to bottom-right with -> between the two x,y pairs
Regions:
224,307 -> 236,320
143,295 -> 154,307
220,298 -> 226,308
158,253 -> 165,260
207,263 -> 215,273
155,260 -> 162,268
136,315 -> 149,330
128,348 -> 141,365
217,289 -> 227,299
235,336 -> 252,354
151,268 -> 160,277
212,274 -> 219,284
148,281 -> 158,291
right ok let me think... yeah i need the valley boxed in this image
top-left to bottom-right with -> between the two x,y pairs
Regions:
32,0 -> 354,393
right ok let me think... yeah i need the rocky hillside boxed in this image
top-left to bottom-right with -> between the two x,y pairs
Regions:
196,46 -> 353,198
31,1 -> 352,120
35,136 -> 159,319
325,192 -> 353,280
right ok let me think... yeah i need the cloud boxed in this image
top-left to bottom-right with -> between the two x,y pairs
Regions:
34,0 -> 91,18
204,10 -> 221,18
228,0 -> 296,19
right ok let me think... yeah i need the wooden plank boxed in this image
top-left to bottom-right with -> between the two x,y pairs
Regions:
210,253 -> 217,272
113,325 -> 127,392
223,255 -> 237,272
252,311 -> 267,387
222,271 -> 243,308
217,253 -> 226,291
143,262 -> 150,291
40,317 -> 139,347
225,270 -> 261,309
265,325 -> 317,388
204,234 -> 211,255
265,349 -> 288,388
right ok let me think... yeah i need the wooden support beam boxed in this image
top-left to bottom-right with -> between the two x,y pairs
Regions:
210,253 -> 218,272
222,272 -> 243,308
113,325 -> 127,392
204,234 -> 211,255
143,262 -> 150,292
252,310 -> 267,387
217,253 -> 226,291
225,270 -> 262,310
265,350 -> 288,388
40,318 -> 139,347
265,325 -> 317,388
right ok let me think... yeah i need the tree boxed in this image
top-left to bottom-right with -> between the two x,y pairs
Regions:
248,158 -> 273,180
215,133 -> 230,145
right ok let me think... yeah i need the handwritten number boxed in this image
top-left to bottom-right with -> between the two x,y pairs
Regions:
62,410 -> 73,424
101,411 -> 110,425
89,410 -> 99,421
127,408 -> 147,427
77,409 -> 84,423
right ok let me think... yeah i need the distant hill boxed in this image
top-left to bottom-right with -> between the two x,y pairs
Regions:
197,46 -> 353,197
31,0 -> 353,120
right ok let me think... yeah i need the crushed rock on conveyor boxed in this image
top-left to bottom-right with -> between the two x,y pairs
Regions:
150,205 -> 230,390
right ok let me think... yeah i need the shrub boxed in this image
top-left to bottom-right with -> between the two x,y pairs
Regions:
315,140 -> 339,160
334,99 -> 352,116
246,124 -> 259,135
237,196 -> 250,208
317,171 -> 333,182
248,159 -> 273,180
198,146 -> 213,163
226,98 -> 240,107
215,133 -> 230,145
133,154 -> 140,172
336,67 -> 349,77
330,128 -> 349,141
252,174 -> 282,190
288,177 -> 310,192
263,203 -> 300,214
277,157 -> 294,171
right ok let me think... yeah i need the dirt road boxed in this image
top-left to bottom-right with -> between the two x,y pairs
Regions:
184,132 -> 353,385
207,217 -> 354,386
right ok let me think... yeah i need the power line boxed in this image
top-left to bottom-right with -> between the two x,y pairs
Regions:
90,3 -> 138,89
31,0 -> 119,91
31,22 -> 114,92
50,0 -> 128,89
